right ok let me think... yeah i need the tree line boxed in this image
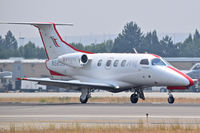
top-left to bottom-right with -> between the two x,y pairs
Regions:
73,22 -> 200,57
1,22 -> 200,59
0,31 -> 46,59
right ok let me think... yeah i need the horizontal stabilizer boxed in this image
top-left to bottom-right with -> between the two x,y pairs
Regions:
0,22 -> 73,26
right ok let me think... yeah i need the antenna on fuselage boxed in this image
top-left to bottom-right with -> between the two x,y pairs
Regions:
133,48 -> 138,53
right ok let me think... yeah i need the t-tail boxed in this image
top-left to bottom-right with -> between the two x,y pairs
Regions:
0,22 -> 93,60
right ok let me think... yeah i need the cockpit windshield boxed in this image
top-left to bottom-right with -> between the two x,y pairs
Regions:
152,58 -> 166,66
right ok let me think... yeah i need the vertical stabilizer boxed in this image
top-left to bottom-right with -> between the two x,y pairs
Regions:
33,22 -> 93,59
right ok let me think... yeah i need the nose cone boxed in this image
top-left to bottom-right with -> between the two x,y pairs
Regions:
170,74 -> 190,86
168,66 -> 194,87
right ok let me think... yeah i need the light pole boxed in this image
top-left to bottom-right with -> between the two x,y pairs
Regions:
19,37 -> 25,46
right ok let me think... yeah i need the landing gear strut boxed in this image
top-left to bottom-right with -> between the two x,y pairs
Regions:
80,88 -> 91,104
168,91 -> 175,104
130,88 -> 145,104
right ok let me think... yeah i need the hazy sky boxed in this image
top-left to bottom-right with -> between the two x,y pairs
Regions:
0,0 -> 200,39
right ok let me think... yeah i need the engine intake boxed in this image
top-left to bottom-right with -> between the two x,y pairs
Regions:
81,54 -> 88,64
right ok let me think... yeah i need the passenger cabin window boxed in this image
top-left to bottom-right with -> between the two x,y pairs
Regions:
106,60 -> 112,67
97,59 -> 102,67
140,59 -> 149,65
152,58 -> 166,66
121,60 -> 126,67
113,60 -> 119,67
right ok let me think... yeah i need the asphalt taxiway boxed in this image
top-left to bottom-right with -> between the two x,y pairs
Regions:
0,102 -> 200,123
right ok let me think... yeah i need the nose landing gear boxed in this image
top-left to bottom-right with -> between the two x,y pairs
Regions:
168,91 -> 175,104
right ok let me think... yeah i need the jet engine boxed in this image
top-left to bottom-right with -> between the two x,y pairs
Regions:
58,53 -> 89,68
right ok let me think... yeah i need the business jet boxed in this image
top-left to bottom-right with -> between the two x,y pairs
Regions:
0,22 -> 194,104
182,63 -> 200,79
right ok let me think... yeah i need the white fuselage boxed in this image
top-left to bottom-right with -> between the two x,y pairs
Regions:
46,53 -> 190,91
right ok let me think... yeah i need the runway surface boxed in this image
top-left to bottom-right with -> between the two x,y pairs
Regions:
1,92 -> 200,98
0,102 -> 200,123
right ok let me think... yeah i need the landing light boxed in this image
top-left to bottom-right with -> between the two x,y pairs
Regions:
115,86 -> 120,89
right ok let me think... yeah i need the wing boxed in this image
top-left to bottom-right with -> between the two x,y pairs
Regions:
17,78 -> 115,90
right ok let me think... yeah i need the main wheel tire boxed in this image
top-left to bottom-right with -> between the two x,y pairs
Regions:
168,96 -> 175,104
80,97 -> 88,104
130,94 -> 138,103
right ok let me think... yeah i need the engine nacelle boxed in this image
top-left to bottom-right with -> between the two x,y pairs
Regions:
58,53 -> 89,68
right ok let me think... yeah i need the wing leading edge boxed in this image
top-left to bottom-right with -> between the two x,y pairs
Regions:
17,78 -> 115,90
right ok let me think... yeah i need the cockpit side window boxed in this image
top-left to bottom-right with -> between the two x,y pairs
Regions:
152,58 -> 166,66
140,59 -> 149,65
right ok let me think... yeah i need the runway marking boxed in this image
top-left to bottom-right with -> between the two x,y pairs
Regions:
1,115 -> 200,119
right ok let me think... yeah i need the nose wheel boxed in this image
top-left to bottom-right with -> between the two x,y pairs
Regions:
80,96 -> 89,104
168,93 -> 175,104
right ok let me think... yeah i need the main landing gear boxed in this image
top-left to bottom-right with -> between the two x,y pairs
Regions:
130,88 -> 145,104
130,94 -> 138,103
80,88 -> 91,104
168,91 -> 175,104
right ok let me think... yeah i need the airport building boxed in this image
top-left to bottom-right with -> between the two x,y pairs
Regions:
0,59 -> 49,78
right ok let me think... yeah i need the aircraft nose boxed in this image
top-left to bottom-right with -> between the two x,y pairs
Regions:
175,75 -> 190,86
168,66 -> 194,87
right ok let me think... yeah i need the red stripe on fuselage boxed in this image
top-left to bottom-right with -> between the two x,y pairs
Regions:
49,70 -> 65,76
150,54 -> 160,58
168,66 -> 194,87
44,60 -> 65,76
167,86 -> 186,90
